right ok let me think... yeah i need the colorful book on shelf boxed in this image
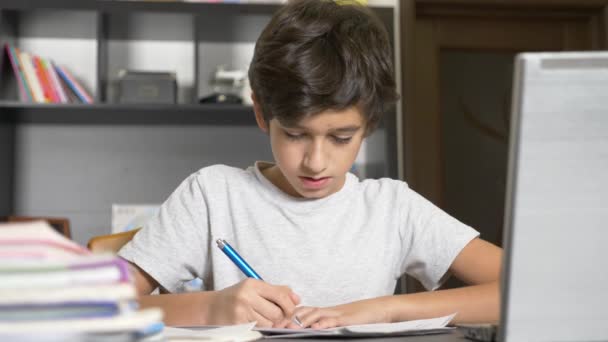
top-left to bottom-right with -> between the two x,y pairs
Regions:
54,64 -> 94,104
55,70 -> 81,104
44,59 -> 68,103
1,44 -> 94,104
32,55 -> 55,103
3,44 -> 33,102
34,55 -> 64,103
17,51 -> 46,103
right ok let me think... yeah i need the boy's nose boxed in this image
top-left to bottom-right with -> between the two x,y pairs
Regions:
302,142 -> 327,174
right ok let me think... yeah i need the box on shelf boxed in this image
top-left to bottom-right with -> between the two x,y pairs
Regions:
117,70 -> 177,104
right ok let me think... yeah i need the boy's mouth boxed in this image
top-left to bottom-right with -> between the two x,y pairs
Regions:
299,176 -> 331,189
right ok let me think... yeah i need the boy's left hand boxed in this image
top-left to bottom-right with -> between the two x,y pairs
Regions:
281,297 -> 392,329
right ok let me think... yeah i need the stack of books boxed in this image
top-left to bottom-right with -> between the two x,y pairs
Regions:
3,44 -> 94,104
0,221 -> 163,341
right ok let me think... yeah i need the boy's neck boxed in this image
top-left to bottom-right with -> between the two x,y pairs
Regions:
258,162 -> 350,200
260,164 -> 302,198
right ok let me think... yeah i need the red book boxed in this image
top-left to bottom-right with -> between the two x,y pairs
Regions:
45,59 -> 68,103
32,55 -> 54,103
39,57 -> 61,103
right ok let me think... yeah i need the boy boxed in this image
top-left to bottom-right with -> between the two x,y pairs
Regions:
118,0 -> 501,328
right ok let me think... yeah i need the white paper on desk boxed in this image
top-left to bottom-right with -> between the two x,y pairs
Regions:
165,322 -> 263,341
258,313 -> 457,338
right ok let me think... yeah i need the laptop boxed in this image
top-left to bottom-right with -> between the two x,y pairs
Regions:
500,51 -> 608,341
462,52 -> 608,342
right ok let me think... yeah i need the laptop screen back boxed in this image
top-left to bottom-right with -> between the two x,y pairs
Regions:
500,52 -> 608,341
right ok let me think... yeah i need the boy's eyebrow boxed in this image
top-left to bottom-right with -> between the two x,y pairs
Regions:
329,125 -> 361,133
286,124 -> 362,133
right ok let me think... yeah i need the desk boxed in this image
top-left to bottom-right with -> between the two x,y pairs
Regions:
268,330 -> 465,342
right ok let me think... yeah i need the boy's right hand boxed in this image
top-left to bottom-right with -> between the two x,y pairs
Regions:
206,278 -> 300,327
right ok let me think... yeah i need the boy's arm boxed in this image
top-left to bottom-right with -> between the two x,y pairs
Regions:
388,237 -> 501,323
130,262 -> 214,326
130,262 -> 159,295
286,238 -> 501,329
128,261 -> 301,327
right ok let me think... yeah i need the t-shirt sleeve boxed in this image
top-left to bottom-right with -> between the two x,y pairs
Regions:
398,184 -> 479,291
118,173 -> 209,293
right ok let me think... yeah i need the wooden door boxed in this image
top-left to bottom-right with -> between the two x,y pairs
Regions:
400,0 -> 608,292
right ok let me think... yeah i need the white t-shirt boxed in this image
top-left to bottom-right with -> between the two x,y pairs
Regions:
118,162 -> 478,307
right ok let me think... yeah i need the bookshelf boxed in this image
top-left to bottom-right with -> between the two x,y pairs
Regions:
0,0 -> 400,245
0,0 -> 394,117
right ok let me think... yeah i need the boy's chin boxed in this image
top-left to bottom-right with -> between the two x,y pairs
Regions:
295,187 -> 336,199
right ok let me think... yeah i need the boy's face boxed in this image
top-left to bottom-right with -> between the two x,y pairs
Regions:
254,103 -> 366,199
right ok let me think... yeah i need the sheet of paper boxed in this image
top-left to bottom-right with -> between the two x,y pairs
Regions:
342,313 -> 456,333
165,322 -> 262,341
257,313 -> 457,338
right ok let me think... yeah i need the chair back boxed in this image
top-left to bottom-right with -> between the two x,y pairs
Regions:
87,229 -> 141,253
4,216 -> 71,238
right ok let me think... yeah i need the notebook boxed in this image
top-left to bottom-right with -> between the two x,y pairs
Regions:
256,313 -> 455,338
177,313 -> 455,340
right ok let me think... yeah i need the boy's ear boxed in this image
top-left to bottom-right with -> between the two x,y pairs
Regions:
252,93 -> 269,133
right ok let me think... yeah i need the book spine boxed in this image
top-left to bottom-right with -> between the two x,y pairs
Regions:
39,57 -> 61,103
12,47 -> 34,102
4,44 -> 29,102
70,257 -> 131,283
0,307 -> 163,334
0,255 -> 131,284
54,65 -> 93,104
18,52 -> 45,103
0,302 -> 120,320
46,60 -> 68,103
0,266 -> 125,289
0,283 -> 136,304
56,70 -> 80,103
32,55 -> 54,103
0,239 -> 90,255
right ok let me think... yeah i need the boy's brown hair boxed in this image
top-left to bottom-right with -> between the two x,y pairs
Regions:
248,0 -> 399,135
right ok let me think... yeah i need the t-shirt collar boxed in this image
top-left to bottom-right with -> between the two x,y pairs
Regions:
250,161 -> 357,213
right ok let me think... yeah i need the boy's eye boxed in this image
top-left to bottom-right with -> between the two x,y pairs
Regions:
331,136 -> 353,145
285,131 -> 305,140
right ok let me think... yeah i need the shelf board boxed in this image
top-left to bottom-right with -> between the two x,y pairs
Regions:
0,0 -> 394,13
0,0 -> 278,13
0,102 -> 257,125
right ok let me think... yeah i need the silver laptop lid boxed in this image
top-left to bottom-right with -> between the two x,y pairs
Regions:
500,52 -> 608,342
